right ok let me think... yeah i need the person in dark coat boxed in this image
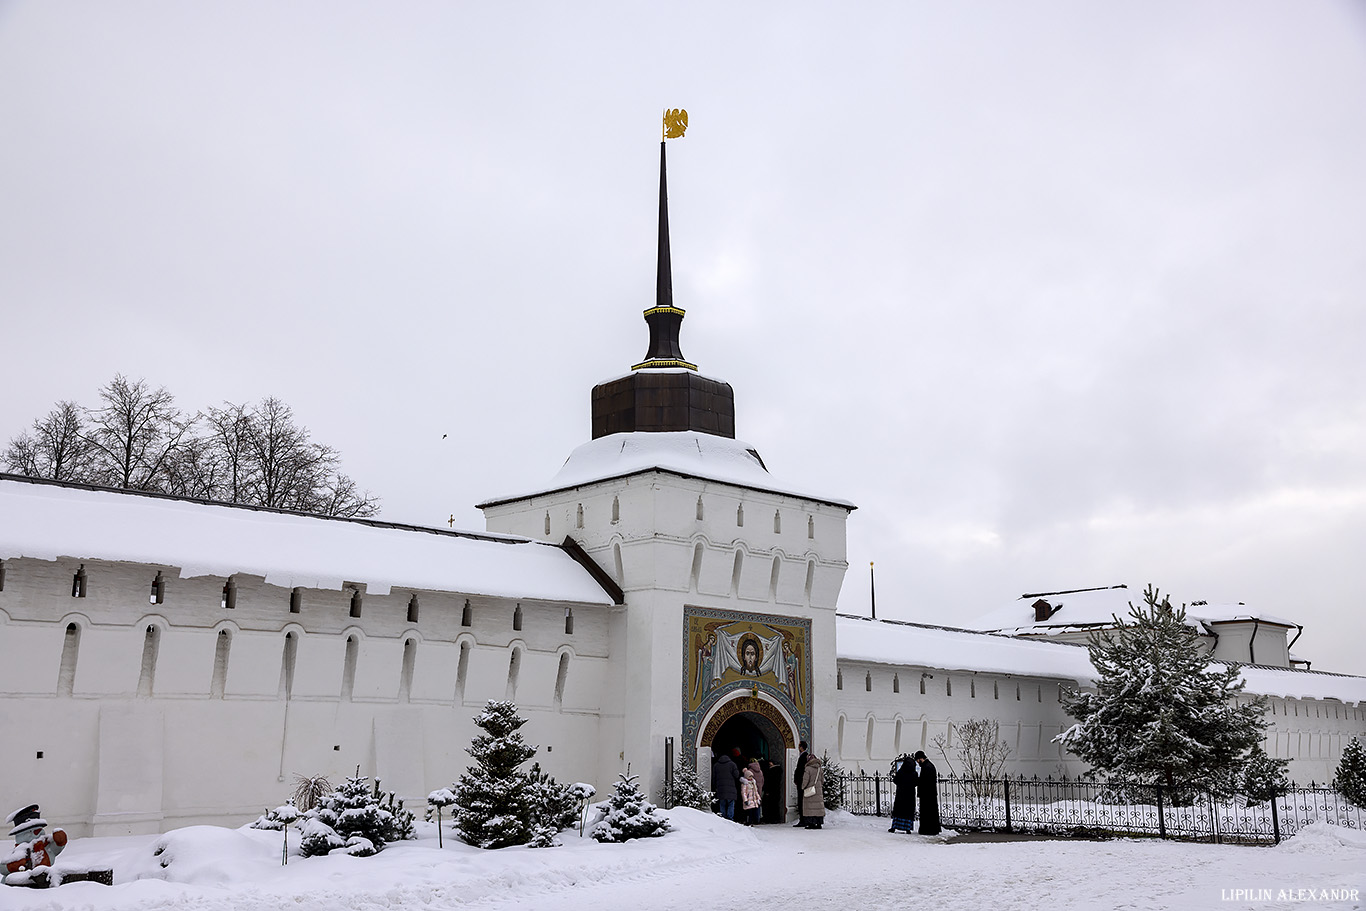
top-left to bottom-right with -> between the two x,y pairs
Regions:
763,758 -> 784,824
792,741 -> 810,826
712,751 -> 742,821
914,750 -> 941,835
888,754 -> 917,833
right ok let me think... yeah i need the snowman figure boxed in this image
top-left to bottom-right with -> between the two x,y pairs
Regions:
4,804 -> 67,885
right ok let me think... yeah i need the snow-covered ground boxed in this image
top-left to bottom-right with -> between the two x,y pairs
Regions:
7,810 -> 1363,911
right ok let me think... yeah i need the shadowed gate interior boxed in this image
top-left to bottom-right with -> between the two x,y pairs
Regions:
709,711 -> 786,823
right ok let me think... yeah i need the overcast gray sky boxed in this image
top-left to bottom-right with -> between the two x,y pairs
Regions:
3,2 -> 1364,674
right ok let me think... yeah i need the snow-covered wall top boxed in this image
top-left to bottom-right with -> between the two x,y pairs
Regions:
1236,665 -> 1366,706
836,615 -> 1366,705
836,614 -> 1096,682
0,477 -> 615,603
477,431 -> 855,509
969,585 -> 1298,633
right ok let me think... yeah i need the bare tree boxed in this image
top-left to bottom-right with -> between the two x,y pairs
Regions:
83,375 -> 197,490
5,378 -> 378,517
3,401 -> 95,481
161,434 -> 226,500
203,402 -> 255,504
244,397 -> 323,510
314,471 -> 380,518
237,398 -> 378,517
932,718 -> 1012,779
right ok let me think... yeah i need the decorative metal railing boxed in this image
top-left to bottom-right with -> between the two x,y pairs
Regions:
838,771 -> 1365,844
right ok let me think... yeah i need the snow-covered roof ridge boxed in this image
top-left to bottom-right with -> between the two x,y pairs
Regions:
835,613 -> 1097,682
835,614 -> 1366,705
477,431 -> 856,510
969,584 -> 1300,632
0,474 -> 616,605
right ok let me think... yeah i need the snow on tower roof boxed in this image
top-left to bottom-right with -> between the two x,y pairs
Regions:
968,584 -> 1299,634
0,475 -> 615,604
477,431 -> 855,510
836,615 -> 1366,705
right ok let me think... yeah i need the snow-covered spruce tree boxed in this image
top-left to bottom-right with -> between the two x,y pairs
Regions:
1335,736 -> 1366,808
523,762 -> 583,848
664,757 -> 714,811
820,751 -> 846,810
299,771 -> 408,857
592,771 -> 672,842
454,701 -> 538,849
1057,585 -> 1268,804
374,779 -> 417,842
1240,745 -> 1290,804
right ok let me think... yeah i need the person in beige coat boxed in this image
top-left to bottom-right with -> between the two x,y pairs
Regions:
799,753 -> 826,829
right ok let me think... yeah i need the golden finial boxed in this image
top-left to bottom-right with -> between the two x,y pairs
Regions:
663,108 -> 688,140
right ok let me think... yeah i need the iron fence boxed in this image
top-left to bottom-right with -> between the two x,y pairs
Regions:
838,771 -> 1365,844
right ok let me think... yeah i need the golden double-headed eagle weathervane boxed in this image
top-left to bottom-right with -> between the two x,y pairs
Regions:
663,108 -> 688,140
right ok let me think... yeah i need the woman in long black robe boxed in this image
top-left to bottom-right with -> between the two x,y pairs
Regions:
888,755 -> 917,833
914,751 -> 941,835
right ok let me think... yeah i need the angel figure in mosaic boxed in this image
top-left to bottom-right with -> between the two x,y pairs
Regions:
692,631 -> 717,702
782,638 -> 802,707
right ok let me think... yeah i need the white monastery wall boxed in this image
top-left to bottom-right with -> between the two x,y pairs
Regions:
0,553 -> 614,837
834,656 -> 1365,784
835,658 -> 1085,778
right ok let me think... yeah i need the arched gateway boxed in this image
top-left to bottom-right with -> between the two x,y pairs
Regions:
696,692 -> 799,822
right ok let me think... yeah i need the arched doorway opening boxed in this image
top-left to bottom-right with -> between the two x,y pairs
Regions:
707,709 -> 790,823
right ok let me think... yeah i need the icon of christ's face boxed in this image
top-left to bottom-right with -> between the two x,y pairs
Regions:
742,641 -> 759,672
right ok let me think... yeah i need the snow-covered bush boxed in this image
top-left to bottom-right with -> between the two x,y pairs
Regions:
664,757 -> 714,811
426,786 -> 458,848
591,771 -> 672,843
1240,746 -> 1290,804
298,772 -> 412,857
250,800 -> 297,831
1335,736 -> 1366,808
821,751 -> 845,811
523,763 -> 594,847
454,701 -> 538,849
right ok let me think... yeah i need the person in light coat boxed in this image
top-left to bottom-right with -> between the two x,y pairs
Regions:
799,753 -> 825,829
740,768 -> 761,826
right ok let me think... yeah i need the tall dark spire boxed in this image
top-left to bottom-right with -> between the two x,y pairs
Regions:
656,140 -> 674,310
635,141 -> 694,370
589,127 -> 735,439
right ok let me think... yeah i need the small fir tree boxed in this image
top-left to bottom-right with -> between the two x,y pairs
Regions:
1057,585 -> 1268,803
524,762 -> 582,849
1240,745 -> 1290,804
821,751 -> 845,811
591,771 -> 672,842
454,701 -> 538,849
299,771 -> 408,857
664,757 -> 714,811
375,780 -> 417,841
1334,736 -> 1366,808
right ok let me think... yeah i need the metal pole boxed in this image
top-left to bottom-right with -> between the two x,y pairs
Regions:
1209,789 -> 1220,844
1156,784 -> 1167,839
664,736 -> 675,808
1271,792 -> 1281,845
1004,776 -> 1012,834
870,562 -> 876,620
875,771 -> 882,816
